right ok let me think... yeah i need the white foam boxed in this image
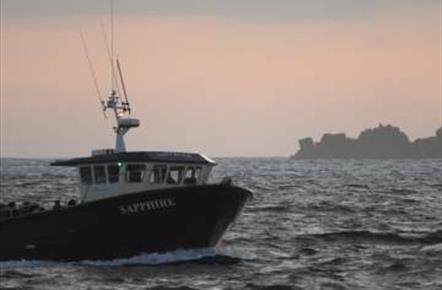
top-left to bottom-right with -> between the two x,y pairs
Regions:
0,247 -> 219,269
0,259 -> 58,269
79,247 -> 218,266
419,243 -> 442,253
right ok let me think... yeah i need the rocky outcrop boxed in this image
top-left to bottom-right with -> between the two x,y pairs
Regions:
292,124 -> 441,159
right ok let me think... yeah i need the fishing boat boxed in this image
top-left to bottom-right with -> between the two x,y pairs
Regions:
0,26 -> 252,262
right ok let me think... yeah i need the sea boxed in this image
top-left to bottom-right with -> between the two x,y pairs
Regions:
0,157 -> 441,290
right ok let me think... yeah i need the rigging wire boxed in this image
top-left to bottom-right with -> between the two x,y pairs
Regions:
110,0 -> 115,92
100,22 -> 122,98
117,58 -> 131,114
80,30 -> 106,114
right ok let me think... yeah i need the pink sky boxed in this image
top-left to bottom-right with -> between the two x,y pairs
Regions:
1,3 -> 441,157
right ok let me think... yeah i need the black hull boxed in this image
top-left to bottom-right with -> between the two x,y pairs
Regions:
0,184 -> 252,261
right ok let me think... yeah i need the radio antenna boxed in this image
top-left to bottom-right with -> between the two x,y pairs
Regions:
110,0 -> 115,92
80,30 -> 107,118
116,58 -> 131,114
100,22 -> 122,97
100,0 -> 140,152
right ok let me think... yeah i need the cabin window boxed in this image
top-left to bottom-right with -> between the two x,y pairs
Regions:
126,164 -> 146,183
183,167 -> 201,185
167,166 -> 184,184
150,165 -> 167,184
94,165 -> 106,184
80,166 -> 92,185
107,164 -> 120,183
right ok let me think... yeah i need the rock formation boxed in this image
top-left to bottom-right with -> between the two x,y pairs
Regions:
292,124 -> 442,159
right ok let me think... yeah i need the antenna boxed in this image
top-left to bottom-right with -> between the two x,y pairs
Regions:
116,58 -> 131,114
80,30 -> 107,118
100,22 -> 122,98
100,0 -> 140,153
110,0 -> 115,92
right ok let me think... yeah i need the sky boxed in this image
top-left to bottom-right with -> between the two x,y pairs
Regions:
1,0 -> 441,158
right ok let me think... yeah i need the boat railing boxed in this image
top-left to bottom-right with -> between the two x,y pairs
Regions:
0,199 -> 78,221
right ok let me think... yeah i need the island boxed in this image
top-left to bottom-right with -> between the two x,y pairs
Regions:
292,124 -> 442,159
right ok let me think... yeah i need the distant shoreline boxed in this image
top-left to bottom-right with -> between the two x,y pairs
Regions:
292,124 -> 442,160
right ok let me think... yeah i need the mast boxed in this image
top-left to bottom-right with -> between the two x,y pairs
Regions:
117,59 -> 131,114
102,87 -> 139,153
110,0 -> 115,93
101,0 -> 140,153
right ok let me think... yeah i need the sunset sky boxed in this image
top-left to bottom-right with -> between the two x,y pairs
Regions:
1,0 -> 441,158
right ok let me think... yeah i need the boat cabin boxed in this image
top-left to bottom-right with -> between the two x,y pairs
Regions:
51,150 -> 216,202
48,65 -> 219,204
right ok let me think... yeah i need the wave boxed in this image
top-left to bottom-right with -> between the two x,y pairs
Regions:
303,230 -> 442,245
0,269 -> 38,279
298,247 -> 318,256
389,188 -> 419,194
0,259 -> 58,269
249,204 -> 291,212
298,202 -> 356,213
0,247 -> 235,269
79,248 -> 220,266
145,287 -> 198,290
245,283 -> 300,290
419,243 -> 442,253
345,183 -> 370,189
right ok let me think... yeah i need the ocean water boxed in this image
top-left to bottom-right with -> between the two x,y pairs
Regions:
0,157 -> 441,290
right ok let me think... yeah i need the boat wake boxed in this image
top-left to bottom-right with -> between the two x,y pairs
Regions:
0,247 -> 233,269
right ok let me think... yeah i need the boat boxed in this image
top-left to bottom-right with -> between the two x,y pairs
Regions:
0,31 -> 252,262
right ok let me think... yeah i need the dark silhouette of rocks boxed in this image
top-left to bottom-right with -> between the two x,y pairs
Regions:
292,124 -> 442,159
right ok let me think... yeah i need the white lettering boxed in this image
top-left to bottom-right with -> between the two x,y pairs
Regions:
158,199 -> 168,208
118,198 -> 176,215
119,206 -> 128,215
167,198 -> 175,207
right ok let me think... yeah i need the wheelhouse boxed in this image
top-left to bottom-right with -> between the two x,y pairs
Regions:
51,151 -> 216,202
